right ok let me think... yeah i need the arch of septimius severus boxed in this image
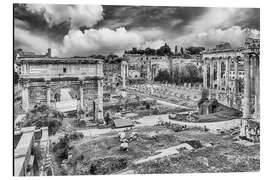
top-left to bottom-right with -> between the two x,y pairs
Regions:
202,37 -> 260,121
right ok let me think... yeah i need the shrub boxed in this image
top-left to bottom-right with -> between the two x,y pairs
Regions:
23,104 -> 63,136
52,135 -> 70,163
69,132 -> 84,141
87,156 -> 128,175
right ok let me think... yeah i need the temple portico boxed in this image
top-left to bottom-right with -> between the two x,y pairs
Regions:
202,39 -> 260,121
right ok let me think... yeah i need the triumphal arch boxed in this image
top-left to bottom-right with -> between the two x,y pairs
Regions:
18,57 -> 104,121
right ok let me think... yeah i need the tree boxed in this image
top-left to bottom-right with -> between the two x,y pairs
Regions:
180,47 -> 184,55
23,104 -> 63,136
154,70 -> 171,83
144,47 -> 156,55
154,65 -> 203,84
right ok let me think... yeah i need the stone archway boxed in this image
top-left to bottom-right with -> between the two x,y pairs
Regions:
50,82 -> 80,103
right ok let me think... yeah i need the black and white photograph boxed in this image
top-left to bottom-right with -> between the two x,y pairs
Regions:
11,1 -> 263,177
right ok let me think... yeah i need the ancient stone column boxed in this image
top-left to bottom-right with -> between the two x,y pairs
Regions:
46,87 -> 51,106
146,62 -> 151,80
234,58 -> 239,80
233,58 -> 239,106
210,59 -> 214,89
203,59 -> 208,88
243,54 -> 251,118
250,56 -> 256,96
22,82 -> 29,111
79,81 -> 84,109
217,59 -> 221,90
126,64 -> 129,78
112,74 -> 115,84
97,79 -> 104,122
225,57 -> 230,91
121,60 -> 127,89
254,55 -> 260,120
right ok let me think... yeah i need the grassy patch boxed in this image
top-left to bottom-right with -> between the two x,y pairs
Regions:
69,126 -> 259,175
132,143 -> 260,174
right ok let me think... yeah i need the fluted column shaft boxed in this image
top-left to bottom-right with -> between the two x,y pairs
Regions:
210,59 -> 214,89
80,81 -> 84,109
254,56 -> 260,120
203,60 -> 208,88
225,58 -> 230,91
217,59 -> 221,90
243,55 -> 251,118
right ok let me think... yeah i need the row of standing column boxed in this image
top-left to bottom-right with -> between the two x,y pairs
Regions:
203,58 -> 231,91
203,58 -> 242,109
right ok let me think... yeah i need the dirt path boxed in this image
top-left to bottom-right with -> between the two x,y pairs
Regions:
135,114 -> 241,133
75,113 -> 240,138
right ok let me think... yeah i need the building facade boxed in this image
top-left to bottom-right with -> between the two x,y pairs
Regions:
124,53 -> 199,81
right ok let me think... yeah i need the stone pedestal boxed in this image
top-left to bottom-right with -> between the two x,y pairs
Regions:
239,118 -> 248,138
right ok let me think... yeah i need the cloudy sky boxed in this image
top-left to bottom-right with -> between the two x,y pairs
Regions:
14,4 -> 260,57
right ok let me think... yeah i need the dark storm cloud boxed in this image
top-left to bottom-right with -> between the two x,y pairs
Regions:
95,5 -> 207,33
14,4 -> 260,40
14,4 -> 70,42
14,4 -> 260,56
235,8 -> 260,30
